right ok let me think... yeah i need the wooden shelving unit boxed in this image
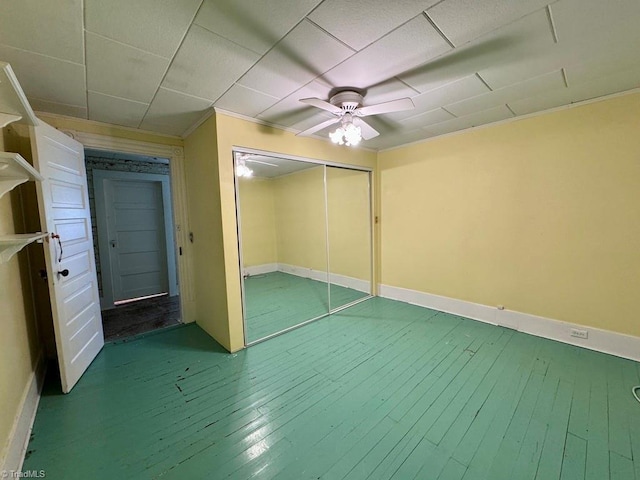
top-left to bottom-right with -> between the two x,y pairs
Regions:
0,233 -> 47,263
0,61 -> 45,263
0,151 -> 44,199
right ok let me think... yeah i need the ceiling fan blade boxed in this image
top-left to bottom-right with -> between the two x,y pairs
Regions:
300,97 -> 343,115
355,117 -> 380,140
296,117 -> 341,137
357,98 -> 415,117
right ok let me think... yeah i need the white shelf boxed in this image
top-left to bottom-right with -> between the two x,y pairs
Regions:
0,61 -> 38,128
0,152 -> 44,199
0,233 -> 47,263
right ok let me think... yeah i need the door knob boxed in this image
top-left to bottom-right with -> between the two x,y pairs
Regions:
110,240 -> 117,248
58,269 -> 70,277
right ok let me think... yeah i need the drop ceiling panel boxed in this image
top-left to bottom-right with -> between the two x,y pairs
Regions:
214,84 -> 279,118
464,10 -> 558,90
163,25 -> 260,101
194,0 -> 321,55
399,108 -> 456,130
85,0 -> 201,58
386,75 -> 490,121
368,128 -> 436,150
427,0 -> 551,47
28,98 -> 87,119
565,52 -> 640,87
88,91 -> 149,128
141,87 -> 212,136
425,105 -> 513,136
0,45 -> 86,107
237,20 -> 354,99
257,80 -> 334,127
509,68 -> 640,116
309,0 -> 440,51
86,33 -> 169,104
363,79 -> 419,106
446,70 -> 565,117
551,0 -> 640,56
0,0 -> 84,64
322,15 -> 451,89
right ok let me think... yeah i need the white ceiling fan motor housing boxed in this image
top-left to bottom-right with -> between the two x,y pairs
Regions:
330,91 -> 363,113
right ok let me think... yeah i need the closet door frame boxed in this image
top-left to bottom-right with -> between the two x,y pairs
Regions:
232,147 -> 374,347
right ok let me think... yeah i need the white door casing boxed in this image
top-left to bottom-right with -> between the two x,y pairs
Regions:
30,121 -> 104,393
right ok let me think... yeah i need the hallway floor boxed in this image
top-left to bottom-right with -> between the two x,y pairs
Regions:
24,298 -> 640,479
101,294 -> 181,341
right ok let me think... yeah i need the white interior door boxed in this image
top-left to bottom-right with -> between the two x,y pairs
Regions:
105,178 -> 169,302
30,121 -> 104,393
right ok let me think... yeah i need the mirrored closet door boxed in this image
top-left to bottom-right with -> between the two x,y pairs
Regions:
234,150 -> 373,345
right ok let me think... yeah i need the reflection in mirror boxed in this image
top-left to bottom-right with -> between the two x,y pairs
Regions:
236,153 -> 329,344
326,167 -> 372,310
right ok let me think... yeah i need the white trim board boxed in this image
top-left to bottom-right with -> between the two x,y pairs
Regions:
379,284 -> 640,363
244,263 -> 371,294
1,357 -> 45,473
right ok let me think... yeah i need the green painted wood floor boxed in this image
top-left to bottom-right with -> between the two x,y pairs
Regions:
24,297 -> 640,479
244,271 -> 368,343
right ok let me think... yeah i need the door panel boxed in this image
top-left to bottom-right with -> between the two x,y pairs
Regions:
106,179 -> 169,302
31,121 -> 104,393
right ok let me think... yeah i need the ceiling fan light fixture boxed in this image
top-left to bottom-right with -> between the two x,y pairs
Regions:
330,114 -> 361,147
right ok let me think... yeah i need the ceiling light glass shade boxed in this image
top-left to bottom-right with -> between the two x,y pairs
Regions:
236,161 -> 253,178
329,116 -> 361,146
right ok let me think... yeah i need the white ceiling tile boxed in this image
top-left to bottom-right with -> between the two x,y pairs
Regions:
195,0 -> 321,55
509,68 -> 640,116
85,0 -> 201,58
163,25 -> 260,101
258,80 -> 334,127
88,91 -> 149,128
322,15 -> 452,90
86,33 -> 169,104
399,108 -> 456,129
309,0 -> 440,51
427,0 -> 551,47
386,75 -> 489,121
425,105 -> 514,136
238,20 -> 355,98
0,0 -> 83,64
28,97 -> 87,119
446,70 -> 565,117
140,87 -> 213,136
564,52 -> 640,87
0,44 -> 86,106
551,0 -> 640,56
214,84 -> 279,117
414,9 -> 557,95
367,128 -> 436,150
363,79 -> 419,106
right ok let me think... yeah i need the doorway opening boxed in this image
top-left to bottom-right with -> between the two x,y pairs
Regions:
84,148 -> 181,341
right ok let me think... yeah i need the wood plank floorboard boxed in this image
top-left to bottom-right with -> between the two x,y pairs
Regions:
23,297 -> 639,479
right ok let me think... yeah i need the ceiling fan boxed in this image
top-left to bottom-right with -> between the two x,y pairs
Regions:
297,90 -> 415,145
235,153 -> 280,178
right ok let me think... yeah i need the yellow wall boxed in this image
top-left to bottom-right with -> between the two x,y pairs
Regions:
0,129 -> 42,465
238,178 -> 278,267
273,166 -> 327,271
327,167 -> 371,281
183,115 -> 233,349
208,112 -> 377,351
378,93 -> 640,337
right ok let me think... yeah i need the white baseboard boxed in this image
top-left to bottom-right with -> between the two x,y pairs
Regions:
244,263 -> 278,277
379,284 -> 640,363
1,356 -> 45,473
277,263 -> 370,293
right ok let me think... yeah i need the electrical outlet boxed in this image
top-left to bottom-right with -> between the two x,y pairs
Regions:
570,328 -> 588,339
